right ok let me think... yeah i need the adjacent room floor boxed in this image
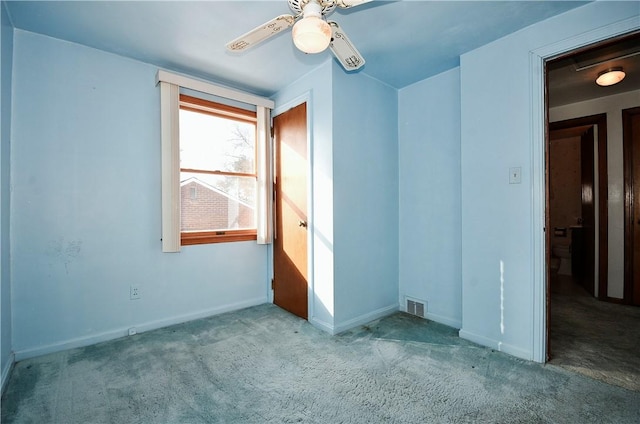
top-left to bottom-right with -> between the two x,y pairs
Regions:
2,303 -> 639,423
549,272 -> 640,392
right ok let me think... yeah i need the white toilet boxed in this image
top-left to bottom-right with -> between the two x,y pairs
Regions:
552,244 -> 571,276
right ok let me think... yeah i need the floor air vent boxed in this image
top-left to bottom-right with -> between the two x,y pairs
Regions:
406,299 -> 425,318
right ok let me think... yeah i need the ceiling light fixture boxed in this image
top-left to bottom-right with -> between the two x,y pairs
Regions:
292,1 -> 331,54
595,67 -> 626,86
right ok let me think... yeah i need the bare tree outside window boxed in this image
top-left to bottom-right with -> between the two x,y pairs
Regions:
217,124 -> 256,204
178,94 -> 258,244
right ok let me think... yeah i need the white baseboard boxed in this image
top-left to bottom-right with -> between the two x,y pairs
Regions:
1,352 -> 15,395
309,316 -> 334,334
14,297 -> 268,361
333,303 -> 399,335
425,311 -> 462,330
458,329 -> 532,361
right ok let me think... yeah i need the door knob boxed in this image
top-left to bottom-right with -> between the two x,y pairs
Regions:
298,220 -> 307,228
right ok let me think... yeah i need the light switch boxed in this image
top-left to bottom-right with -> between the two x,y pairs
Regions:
509,167 -> 522,184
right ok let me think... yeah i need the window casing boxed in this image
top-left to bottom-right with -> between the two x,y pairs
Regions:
179,95 -> 258,245
158,70 -> 273,253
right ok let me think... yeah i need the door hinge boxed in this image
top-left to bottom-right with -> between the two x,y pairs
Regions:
270,126 -> 275,138
271,278 -> 274,290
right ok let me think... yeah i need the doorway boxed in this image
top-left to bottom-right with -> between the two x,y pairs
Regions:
272,102 -> 309,320
543,32 -> 640,390
547,114 -> 607,301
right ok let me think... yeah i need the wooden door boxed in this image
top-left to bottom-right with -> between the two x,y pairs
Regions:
580,126 -> 595,296
624,107 -> 640,306
273,103 -> 308,319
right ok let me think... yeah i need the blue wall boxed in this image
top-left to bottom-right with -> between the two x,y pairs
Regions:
1,0 -> 13,387
274,61 -> 399,333
332,66 -> 398,330
6,0 -> 638,369
10,30 -> 269,359
459,1 -> 640,360
398,68 -> 462,328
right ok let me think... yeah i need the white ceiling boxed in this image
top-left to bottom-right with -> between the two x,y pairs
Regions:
4,1 -> 592,96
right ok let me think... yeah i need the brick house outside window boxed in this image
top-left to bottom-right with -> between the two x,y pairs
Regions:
180,177 -> 255,232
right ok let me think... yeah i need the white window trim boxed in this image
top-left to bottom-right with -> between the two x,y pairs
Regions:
157,70 -> 274,252
159,81 -> 181,252
156,70 -> 274,109
256,106 -> 274,244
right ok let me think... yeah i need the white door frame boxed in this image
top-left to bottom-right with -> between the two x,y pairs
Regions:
530,17 -> 640,363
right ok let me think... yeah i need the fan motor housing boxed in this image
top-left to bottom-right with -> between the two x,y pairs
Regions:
288,0 -> 336,16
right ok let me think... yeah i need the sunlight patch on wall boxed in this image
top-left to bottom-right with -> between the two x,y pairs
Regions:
500,260 -> 505,335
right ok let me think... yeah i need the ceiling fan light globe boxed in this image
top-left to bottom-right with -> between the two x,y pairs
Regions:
595,68 -> 625,86
292,17 -> 331,54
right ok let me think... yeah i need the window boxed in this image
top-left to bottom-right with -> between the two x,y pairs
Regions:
157,69 -> 273,253
179,95 -> 258,245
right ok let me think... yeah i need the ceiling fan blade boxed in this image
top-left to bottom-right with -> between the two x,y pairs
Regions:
328,21 -> 365,71
335,0 -> 372,8
226,15 -> 296,52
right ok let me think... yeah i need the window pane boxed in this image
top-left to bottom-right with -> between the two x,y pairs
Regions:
180,172 -> 256,232
179,109 -> 255,174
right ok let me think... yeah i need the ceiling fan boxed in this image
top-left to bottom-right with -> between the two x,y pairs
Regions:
226,0 -> 370,71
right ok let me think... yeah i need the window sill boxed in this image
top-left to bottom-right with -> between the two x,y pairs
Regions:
181,230 -> 257,245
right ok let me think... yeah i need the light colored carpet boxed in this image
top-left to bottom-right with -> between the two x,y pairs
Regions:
2,304 -> 639,423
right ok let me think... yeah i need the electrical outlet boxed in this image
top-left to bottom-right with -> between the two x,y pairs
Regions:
130,285 -> 140,300
128,327 -> 137,336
